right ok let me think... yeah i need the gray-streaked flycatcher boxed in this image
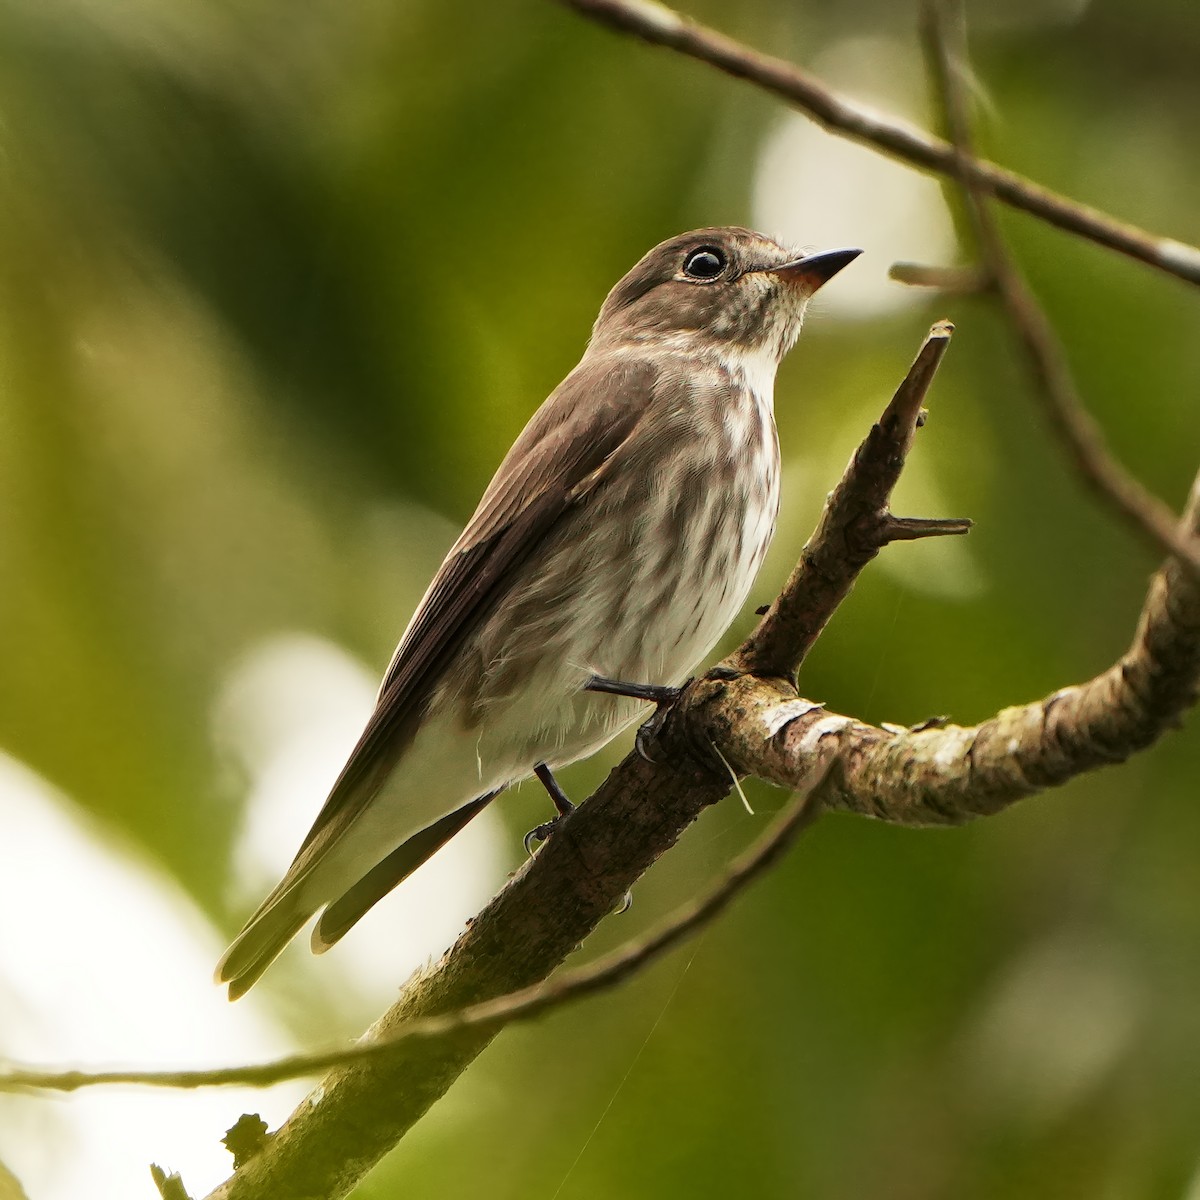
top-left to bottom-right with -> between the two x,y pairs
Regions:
216,227 -> 860,998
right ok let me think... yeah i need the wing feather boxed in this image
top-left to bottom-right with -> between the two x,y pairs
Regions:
288,354 -> 659,872
217,354 -> 664,993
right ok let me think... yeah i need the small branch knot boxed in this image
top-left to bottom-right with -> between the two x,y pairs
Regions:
223,1114 -> 271,1170
649,672 -> 761,783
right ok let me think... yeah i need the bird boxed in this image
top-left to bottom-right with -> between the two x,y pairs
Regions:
216,227 -> 860,998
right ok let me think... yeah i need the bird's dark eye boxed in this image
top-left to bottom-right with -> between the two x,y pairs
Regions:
682,247 -> 726,280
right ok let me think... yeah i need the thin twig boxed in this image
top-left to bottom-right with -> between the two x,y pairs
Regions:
556,0 -> 1200,287
922,0 -> 1200,580
729,320 -> 968,681
888,261 -> 991,294
0,788 -> 823,1094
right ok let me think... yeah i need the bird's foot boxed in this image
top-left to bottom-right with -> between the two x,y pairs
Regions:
585,674 -> 693,763
523,762 -> 633,913
524,762 -> 576,855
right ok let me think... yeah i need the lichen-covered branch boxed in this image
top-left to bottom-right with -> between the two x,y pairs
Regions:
9,319 -> 1197,1200
194,322 -> 1194,1200
695,469 -> 1200,825
556,0 -> 1200,287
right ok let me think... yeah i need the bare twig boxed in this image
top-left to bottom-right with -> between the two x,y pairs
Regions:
556,0 -> 1200,287
888,261 -> 991,294
729,320 -> 968,682
0,782 -> 823,1094
922,0 -> 1200,580
150,1165 -> 195,1200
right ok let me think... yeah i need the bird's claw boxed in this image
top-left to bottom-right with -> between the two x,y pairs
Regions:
635,719 -> 664,763
587,675 -> 692,762
524,818 -> 561,857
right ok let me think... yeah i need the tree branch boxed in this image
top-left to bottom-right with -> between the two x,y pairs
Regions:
919,0 -> 1200,580
555,0 -> 1200,287
9,317 -> 1197,1198
687,466 -> 1200,824
728,320 -> 968,682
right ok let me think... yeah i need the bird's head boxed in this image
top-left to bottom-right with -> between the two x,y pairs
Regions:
592,227 -> 861,363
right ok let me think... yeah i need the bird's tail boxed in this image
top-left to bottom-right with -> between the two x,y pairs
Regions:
214,880 -> 314,1001
215,789 -> 499,999
311,791 -> 497,952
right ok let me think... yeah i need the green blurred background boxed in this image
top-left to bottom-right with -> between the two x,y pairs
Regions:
1,0 -> 1198,1196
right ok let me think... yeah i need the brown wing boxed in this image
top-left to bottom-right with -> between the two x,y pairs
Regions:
287,353 -> 660,869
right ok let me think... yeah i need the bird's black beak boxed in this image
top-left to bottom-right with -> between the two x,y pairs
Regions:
766,247 -> 863,291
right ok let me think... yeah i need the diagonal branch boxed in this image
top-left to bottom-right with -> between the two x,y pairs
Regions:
919,0 -> 1200,580
9,319 -> 1198,1199
189,340 -> 1199,1200
730,320 -> 968,682
556,0 -> 1200,287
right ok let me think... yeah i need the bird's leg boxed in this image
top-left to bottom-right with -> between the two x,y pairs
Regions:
536,761 -> 575,817
523,762 -> 576,855
584,674 -> 684,704
523,761 -> 634,915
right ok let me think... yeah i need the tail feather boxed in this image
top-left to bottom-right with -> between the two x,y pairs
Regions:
216,790 -> 500,998
312,792 -> 498,953
215,888 -> 313,1001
